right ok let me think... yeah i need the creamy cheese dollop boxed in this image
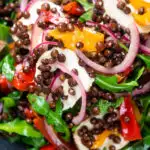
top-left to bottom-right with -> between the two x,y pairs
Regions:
35,47 -> 94,110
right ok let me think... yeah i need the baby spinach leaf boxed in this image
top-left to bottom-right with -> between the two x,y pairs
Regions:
2,54 -> 15,81
28,94 -> 49,116
98,97 -> 124,114
95,75 -> 138,92
0,118 -> 42,138
138,54 -> 150,69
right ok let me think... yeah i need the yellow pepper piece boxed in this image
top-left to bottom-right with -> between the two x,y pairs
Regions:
48,27 -> 104,52
131,100 -> 142,123
129,0 -> 150,26
132,12 -> 150,26
129,0 -> 150,10
91,130 -> 116,149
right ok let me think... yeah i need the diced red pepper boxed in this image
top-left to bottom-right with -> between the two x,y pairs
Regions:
63,2 -> 84,16
120,95 -> 142,141
40,145 -> 55,150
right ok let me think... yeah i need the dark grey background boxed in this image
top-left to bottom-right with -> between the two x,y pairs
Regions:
0,139 -> 25,150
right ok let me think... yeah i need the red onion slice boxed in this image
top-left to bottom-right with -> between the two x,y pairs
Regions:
49,72 -> 62,92
0,103 -> 3,114
100,25 -> 118,42
123,34 -> 150,55
76,23 -> 139,74
31,16 -> 44,50
56,62 -> 86,125
132,81 -> 150,96
145,36 -> 150,48
24,0 -> 36,11
44,119 -> 75,150
20,0 -> 28,12
32,41 -> 58,53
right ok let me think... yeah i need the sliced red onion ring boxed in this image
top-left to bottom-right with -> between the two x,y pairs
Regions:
76,23 -> 139,74
49,72 -> 62,92
0,103 -> 3,114
145,36 -> 150,48
100,25 -> 118,42
42,26 -> 55,42
32,41 -> 58,53
31,16 -> 44,50
123,34 -> 150,55
24,0 -> 36,11
132,81 -> 150,96
56,62 -> 86,125
44,119 -> 75,150
20,0 -> 28,12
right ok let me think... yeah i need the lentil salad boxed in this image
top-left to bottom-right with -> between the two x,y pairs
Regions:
0,0 -> 150,150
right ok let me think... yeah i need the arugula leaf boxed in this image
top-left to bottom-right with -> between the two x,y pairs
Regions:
76,0 -> 94,22
76,0 -> 93,11
134,67 -> 145,81
0,97 -> 15,109
46,99 -> 70,141
0,118 -> 42,138
28,94 -> 49,116
28,94 -> 70,141
2,54 -> 15,81
127,67 -> 145,82
55,98 -> 63,117
138,54 -> 150,69
95,75 -> 138,92
0,24 -> 10,41
21,137 -> 46,149
79,9 -> 93,22
8,91 -> 22,101
98,97 -> 124,114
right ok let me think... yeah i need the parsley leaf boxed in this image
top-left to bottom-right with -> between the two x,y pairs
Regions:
98,97 -> 124,114
95,74 -> 138,92
2,54 -> 15,81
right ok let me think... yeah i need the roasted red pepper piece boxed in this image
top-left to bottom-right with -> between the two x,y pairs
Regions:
63,2 -> 84,16
0,76 -> 11,94
12,66 -> 35,91
40,145 -> 55,150
34,117 -> 55,145
120,95 -> 142,141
